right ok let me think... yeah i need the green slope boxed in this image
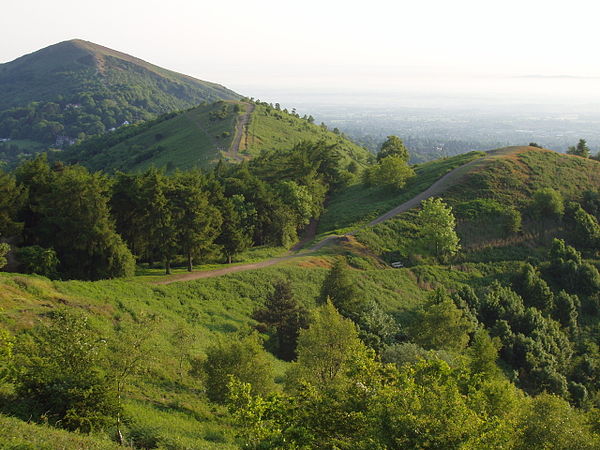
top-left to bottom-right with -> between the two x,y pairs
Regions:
0,39 -> 240,165
59,101 -> 372,172
355,146 -> 600,262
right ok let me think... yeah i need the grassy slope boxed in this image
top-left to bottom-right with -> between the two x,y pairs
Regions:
318,151 -> 485,234
356,147 -> 600,262
2,147 -> 592,446
242,104 -> 370,166
0,39 -> 239,111
60,102 -> 371,173
0,253 -> 511,447
65,101 -> 240,173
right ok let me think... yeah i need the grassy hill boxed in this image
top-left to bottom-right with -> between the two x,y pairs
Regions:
0,39 -> 240,165
0,256 -> 515,448
58,100 -> 372,172
1,146 -> 599,447
355,146 -> 600,263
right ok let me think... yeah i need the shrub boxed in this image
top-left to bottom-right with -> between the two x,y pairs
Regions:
16,245 -> 59,278
199,334 -> 273,403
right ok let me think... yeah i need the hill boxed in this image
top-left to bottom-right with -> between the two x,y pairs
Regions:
0,39 -> 239,164
57,100 -> 372,172
355,146 -> 600,262
1,146 -> 599,448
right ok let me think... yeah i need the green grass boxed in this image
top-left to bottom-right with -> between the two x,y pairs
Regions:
354,147 -> 600,264
0,413 -> 119,449
59,102 -> 372,173
318,151 -> 485,234
62,101 -> 241,173
243,104 -> 370,166
0,254 -> 513,447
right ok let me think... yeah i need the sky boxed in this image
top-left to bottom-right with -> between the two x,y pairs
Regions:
3,0 -> 600,104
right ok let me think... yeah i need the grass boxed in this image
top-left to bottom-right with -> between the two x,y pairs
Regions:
0,414 -> 119,449
59,102 -> 372,174
318,151 -> 485,234
63,101 -> 241,173
0,252 -> 513,447
354,147 -> 600,264
243,104 -> 370,166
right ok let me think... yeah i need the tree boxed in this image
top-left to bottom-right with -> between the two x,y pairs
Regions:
416,197 -> 460,261
109,313 -> 158,444
372,155 -> 415,189
216,196 -> 252,264
16,158 -> 135,280
0,326 -> 14,384
14,309 -> 118,432
0,243 -> 8,270
512,263 -> 554,313
253,280 -> 308,361
197,334 -> 273,403
170,173 -> 222,271
0,170 -> 24,237
567,139 -> 590,158
531,188 -> 564,220
565,202 -> 600,250
411,289 -> 475,352
318,258 -> 366,319
286,301 -> 370,389
377,135 -> 409,162
15,245 -> 59,278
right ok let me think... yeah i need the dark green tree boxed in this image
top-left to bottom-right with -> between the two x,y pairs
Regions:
216,196 -> 252,264
318,258 -> 366,319
253,280 -> 309,361
567,139 -> 590,158
377,135 -> 409,162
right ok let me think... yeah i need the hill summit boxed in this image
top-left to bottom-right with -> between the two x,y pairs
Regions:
0,39 -> 240,160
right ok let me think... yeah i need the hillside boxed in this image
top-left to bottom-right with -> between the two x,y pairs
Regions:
1,145 -> 600,447
0,39 -> 239,164
355,146 -> 600,262
57,100 -> 372,172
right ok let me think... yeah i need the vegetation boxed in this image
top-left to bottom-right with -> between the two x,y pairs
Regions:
1,140 -> 600,448
56,100 -> 371,174
0,39 -> 239,166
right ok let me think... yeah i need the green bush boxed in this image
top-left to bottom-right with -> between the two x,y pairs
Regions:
197,333 -> 273,403
16,245 -> 60,278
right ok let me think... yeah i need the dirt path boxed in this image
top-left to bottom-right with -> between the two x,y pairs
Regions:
155,147 -> 520,284
228,103 -> 255,161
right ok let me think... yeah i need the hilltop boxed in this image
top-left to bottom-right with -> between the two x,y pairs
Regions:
0,39 -> 239,164
57,100 -> 372,172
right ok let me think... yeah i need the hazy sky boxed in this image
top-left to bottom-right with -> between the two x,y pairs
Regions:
3,0 -> 600,103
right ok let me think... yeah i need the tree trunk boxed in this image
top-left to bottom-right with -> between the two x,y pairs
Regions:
187,252 -> 193,272
228,254 -> 232,264
165,258 -> 171,275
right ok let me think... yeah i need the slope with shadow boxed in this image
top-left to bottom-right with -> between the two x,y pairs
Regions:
358,146 -> 600,263
58,101 -> 372,172
0,39 -> 239,163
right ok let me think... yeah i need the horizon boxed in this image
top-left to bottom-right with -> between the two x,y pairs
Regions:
4,0 -> 600,108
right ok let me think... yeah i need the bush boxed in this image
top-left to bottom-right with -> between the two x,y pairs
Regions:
198,334 -> 273,403
16,245 -> 59,278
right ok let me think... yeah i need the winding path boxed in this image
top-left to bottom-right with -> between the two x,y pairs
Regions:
228,103 -> 255,161
155,147 -> 519,284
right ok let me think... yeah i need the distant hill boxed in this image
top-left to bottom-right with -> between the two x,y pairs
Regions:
57,100 -> 372,172
0,39 -> 239,163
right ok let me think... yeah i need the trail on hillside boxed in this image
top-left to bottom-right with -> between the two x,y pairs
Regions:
155,147 -> 521,284
228,103 -> 255,161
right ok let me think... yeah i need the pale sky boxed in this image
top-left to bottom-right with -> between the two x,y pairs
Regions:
3,0 -> 600,102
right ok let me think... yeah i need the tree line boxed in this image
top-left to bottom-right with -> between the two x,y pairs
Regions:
0,139 -> 352,279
